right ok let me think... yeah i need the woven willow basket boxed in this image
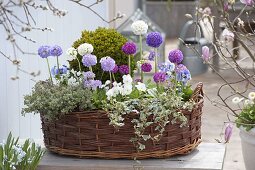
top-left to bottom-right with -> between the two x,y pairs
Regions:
41,82 -> 203,159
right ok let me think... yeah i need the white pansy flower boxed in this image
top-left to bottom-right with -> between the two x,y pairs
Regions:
248,92 -> 255,100
244,99 -> 253,106
222,29 -> 234,42
77,43 -> 93,56
105,80 -> 111,86
131,20 -> 148,35
121,84 -> 133,95
106,88 -> 114,100
135,82 -> 147,92
66,47 -> 77,61
68,77 -> 78,85
232,97 -> 243,104
123,74 -> 133,85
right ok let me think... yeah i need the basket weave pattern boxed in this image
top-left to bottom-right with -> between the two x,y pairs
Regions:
41,83 -> 204,159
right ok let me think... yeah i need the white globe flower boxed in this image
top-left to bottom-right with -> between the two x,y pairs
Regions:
232,97 -> 243,104
248,92 -> 255,100
135,82 -> 147,92
123,74 -> 133,85
66,47 -> 77,61
77,43 -> 93,56
131,20 -> 148,35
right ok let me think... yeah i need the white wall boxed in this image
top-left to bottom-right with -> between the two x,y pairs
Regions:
0,0 -> 109,141
109,0 -> 138,28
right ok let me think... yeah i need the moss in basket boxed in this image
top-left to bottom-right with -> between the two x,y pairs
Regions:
69,27 -> 136,82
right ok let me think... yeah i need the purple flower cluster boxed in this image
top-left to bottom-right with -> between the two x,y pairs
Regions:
51,65 -> 68,76
141,63 -> 152,72
168,50 -> 183,64
38,45 -> 51,58
84,71 -> 95,80
148,51 -> 156,61
153,72 -> 166,83
100,57 -> 116,71
158,62 -> 175,73
176,68 -> 191,84
146,32 -> 163,48
84,80 -> 102,90
175,64 -> 187,73
82,54 -> 97,67
50,45 -> 63,56
119,65 -> 129,75
38,45 -> 63,58
122,42 -> 137,55
111,65 -> 119,73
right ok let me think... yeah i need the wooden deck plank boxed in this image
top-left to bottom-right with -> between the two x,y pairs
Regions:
37,143 -> 226,170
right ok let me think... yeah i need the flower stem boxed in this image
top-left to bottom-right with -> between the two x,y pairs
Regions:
128,55 -> 131,76
154,48 -> 158,73
89,66 -> 93,72
109,71 -> 112,88
46,58 -> 53,84
77,57 -> 82,72
139,35 -> 144,82
112,72 -> 116,82
56,56 -> 60,77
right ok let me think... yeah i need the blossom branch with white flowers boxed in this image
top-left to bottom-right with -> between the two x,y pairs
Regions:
0,0 -> 124,80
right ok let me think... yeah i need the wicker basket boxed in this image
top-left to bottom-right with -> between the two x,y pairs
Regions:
41,82 -> 203,159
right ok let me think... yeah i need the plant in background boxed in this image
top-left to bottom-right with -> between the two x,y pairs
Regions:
0,133 -> 44,170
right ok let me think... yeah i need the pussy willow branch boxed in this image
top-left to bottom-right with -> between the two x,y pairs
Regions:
0,0 -> 124,80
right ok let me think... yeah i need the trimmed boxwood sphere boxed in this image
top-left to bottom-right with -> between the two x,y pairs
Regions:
69,28 -> 136,82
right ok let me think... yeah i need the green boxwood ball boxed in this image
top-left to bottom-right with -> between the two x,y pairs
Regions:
69,27 -> 136,82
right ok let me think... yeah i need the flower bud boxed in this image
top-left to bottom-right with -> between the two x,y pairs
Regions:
225,123 -> 233,143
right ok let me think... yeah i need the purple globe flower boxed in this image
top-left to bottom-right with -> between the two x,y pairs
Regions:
119,65 -> 129,75
122,42 -> 137,55
84,71 -> 95,80
153,72 -> 166,83
175,64 -> 187,73
146,32 -> 163,48
111,65 -> 119,73
141,63 -> 152,72
168,50 -> 184,64
38,45 -> 51,58
82,54 -> 97,67
148,51 -> 156,61
84,80 -> 102,90
100,56 -> 116,71
51,65 -> 68,76
50,45 -> 63,57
